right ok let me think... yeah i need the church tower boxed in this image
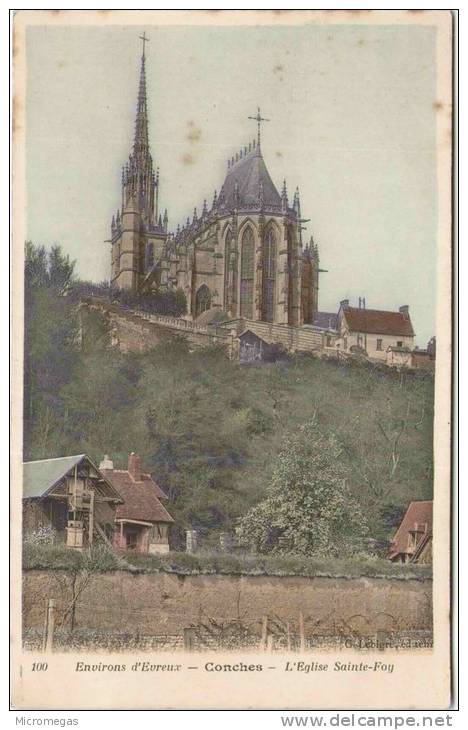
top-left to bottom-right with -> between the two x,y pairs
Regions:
110,35 -> 168,292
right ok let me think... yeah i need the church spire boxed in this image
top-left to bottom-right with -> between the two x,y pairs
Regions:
133,33 -> 150,157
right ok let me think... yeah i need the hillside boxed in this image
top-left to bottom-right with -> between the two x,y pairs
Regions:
23,259 -> 433,553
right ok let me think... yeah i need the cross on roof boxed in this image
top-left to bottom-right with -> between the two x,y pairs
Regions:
139,32 -> 150,58
248,107 -> 270,148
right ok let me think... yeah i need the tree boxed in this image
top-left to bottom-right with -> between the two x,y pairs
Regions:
237,419 -> 368,557
24,243 -> 79,457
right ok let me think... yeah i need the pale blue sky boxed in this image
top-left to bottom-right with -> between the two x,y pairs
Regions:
26,23 -> 438,345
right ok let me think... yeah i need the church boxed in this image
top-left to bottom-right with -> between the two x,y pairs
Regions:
109,38 -> 320,327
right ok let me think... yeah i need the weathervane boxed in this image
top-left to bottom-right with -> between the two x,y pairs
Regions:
248,107 -> 270,148
139,31 -> 150,58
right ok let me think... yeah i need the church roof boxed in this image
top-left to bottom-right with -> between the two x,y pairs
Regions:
218,146 -> 282,213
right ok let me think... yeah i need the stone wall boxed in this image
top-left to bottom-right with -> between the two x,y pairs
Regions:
23,570 -> 432,637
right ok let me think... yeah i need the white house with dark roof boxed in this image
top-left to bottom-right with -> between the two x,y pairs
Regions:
334,299 -> 415,361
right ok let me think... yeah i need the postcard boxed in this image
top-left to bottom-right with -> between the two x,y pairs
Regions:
11,9 -> 453,710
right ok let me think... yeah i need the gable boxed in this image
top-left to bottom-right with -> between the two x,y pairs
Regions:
23,454 -> 124,502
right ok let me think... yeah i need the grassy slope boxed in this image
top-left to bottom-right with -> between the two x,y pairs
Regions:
25,326 -> 434,548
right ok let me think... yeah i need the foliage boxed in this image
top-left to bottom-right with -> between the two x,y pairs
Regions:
23,242 -> 434,551
237,419 -> 368,557
22,541 -> 121,572
24,243 -> 79,457
23,545 -> 432,581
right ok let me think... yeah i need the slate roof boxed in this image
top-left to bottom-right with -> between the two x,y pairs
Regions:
23,454 -> 124,501
101,469 -> 174,524
388,501 -> 433,560
23,454 -> 86,499
342,307 -> 415,337
218,148 -> 282,212
313,311 -> 338,330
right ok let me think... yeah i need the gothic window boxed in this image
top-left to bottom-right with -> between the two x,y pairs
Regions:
301,256 -> 313,325
146,242 -> 154,270
287,227 -> 296,325
240,227 -> 255,319
224,228 -> 232,311
195,285 -> 211,318
262,227 -> 276,323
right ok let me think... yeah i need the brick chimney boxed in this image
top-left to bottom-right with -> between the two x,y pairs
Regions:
399,305 -> 409,316
128,452 -> 141,481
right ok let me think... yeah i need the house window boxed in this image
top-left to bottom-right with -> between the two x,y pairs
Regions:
343,337 -> 347,350
397,341 -> 403,347
376,339 -> 383,351
326,335 -> 332,347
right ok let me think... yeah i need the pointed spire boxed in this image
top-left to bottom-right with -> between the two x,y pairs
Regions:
193,207 -> 198,223
212,189 -> 218,208
202,199 -> 208,216
133,41 -> 149,156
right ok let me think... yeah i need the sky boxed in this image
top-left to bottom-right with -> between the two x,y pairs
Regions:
26,22 -> 438,345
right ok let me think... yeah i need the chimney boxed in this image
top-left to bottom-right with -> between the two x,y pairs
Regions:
340,299 -> 349,309
128,452 -> 141,481
99,455 -> 114,471
399,305 -> 409,316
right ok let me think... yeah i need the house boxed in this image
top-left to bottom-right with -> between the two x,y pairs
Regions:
388,500 -> 432,564
99,453 -> 174,554
23,454 -> 124,549
336,300 -> 415,361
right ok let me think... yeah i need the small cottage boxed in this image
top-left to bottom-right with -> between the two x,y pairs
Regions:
336,300 -> 415,361
99,453 -> 174,554
388,500 -> 432,565
23,454 -> 124,549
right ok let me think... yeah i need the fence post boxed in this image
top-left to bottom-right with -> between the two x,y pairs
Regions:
184,627 -> 195,651
44,599 -> 56,653
260,615 -> 268,651
299,611 -> 305,652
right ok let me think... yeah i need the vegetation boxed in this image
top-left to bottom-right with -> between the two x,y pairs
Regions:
237,420 -> 368,556
24,243 -> 434,554
22,542 -> 431,581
